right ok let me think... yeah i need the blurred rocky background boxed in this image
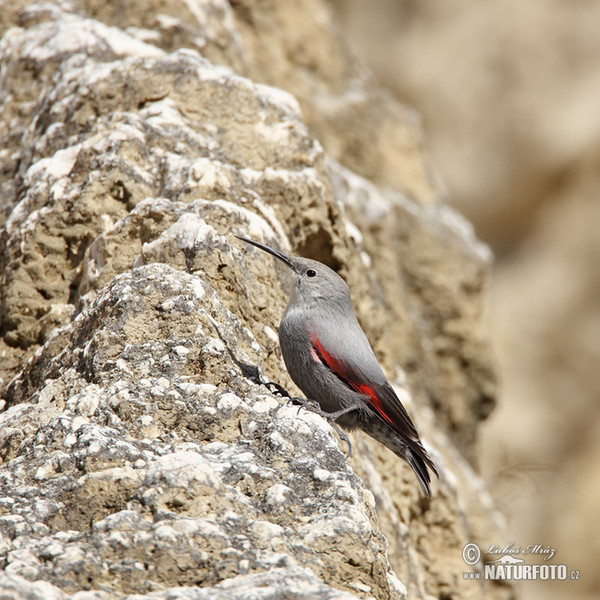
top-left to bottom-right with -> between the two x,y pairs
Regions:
329,1 -> 600,599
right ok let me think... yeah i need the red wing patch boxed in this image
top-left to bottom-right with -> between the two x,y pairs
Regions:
310,335 -> 394,426
352,382 -> 394,426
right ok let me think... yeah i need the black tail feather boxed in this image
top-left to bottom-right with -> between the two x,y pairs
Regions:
406,445 -> 438,497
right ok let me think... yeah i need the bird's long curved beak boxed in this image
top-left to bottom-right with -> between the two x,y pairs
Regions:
236,236 -> 295,270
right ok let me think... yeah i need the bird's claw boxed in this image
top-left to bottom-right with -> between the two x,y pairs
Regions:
325,419 -> 353,458
261,382 -> 354,459
288,396 -> 320,415
262,381 -> 291,398
289,396 -> 353,459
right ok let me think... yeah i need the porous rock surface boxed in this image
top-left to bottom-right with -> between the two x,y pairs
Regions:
0,2 -> 512,599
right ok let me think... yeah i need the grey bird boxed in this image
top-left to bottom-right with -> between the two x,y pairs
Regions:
237,236 -> 438,496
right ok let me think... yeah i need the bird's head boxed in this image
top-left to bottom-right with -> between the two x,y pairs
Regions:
237,236 -> 351,307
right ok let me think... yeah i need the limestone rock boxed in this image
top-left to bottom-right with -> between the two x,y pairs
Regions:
1,264 -> 402,599
0,2 -> 512,599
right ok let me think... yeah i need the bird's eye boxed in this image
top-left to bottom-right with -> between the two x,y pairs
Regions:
306,269 -> 317,278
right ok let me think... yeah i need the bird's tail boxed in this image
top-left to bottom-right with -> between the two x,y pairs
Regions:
406,444 -> 438,497
360,418 -> 439,495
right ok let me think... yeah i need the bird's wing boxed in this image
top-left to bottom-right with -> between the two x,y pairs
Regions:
310,321 -> 439,494
309,332 -> 419,442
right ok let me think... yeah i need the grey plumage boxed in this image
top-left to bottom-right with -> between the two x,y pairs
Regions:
238,236 -> 438,496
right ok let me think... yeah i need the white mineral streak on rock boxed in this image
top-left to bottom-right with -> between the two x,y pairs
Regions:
145,451 -> 222,489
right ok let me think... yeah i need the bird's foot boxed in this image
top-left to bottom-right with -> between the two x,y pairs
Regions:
261,384 -> 355,459
328,421 -> 353,459
320,405 -> 360,421
288,396 -> 354,459
262,381 -> 291,398
286,396 -> 321,413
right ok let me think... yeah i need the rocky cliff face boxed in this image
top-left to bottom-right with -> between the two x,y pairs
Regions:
0,2 -> 512,599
